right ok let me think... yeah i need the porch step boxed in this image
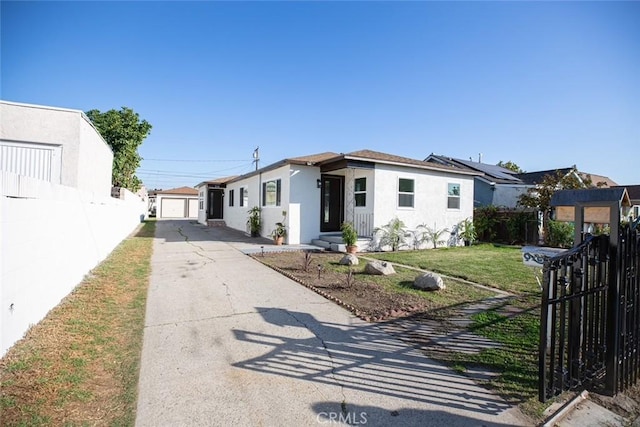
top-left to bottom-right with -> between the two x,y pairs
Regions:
207,219 -> 226,227
313,233 -> 372,252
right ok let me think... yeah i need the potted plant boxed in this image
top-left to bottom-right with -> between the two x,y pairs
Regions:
341,222 -> 358,254
271,211 -> 287,245
247,206 -> 261,237
458,217 -> 477,246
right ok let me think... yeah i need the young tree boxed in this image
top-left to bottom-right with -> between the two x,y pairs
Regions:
85,107 -> 152,191
518,167 -> 592,244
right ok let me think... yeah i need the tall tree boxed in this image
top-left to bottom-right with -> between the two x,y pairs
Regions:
497,160 -> 524,173
85,107 -> 152,191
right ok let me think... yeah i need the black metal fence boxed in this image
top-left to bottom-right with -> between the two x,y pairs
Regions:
539,220 -> 640,402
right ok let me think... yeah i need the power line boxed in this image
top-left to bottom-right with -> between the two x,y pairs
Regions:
143,158 -> 249,162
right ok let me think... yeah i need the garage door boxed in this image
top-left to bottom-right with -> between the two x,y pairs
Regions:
188,199 -> 198,218
161,198 -> 186,218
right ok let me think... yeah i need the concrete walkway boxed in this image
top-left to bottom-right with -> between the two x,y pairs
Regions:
135,220 -> 530,426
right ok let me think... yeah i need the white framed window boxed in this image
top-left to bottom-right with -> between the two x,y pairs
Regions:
262,179 -> 281,207
448,183 -> 460,209
199,191 -> 204,210
240,187 -> 248,207
398,178 -> 414,208
229,189 -> 235,207
355,177 -> 366,207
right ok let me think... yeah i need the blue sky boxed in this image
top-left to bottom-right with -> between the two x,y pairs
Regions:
2,1 -> 638,189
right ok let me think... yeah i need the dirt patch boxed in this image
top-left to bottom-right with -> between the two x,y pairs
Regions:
254,250 -> 497,322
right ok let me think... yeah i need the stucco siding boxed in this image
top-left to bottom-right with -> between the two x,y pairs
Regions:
289,165 -> 321,244
0,101 -> 113,197
372,164 -> 474,234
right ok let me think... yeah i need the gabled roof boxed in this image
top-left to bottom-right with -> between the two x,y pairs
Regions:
195,176 -> 238,188
551,188 -> 631,207
425,154 -> 521,184
215,149 -> 480,185
515,168 -> 575,185
516,168 -> 618,188
613,185 -> 640,202
156,186 -> 198,195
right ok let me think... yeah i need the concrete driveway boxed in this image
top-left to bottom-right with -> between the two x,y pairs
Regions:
135,220 -> 530,426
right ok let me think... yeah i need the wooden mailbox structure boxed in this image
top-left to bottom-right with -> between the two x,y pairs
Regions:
550,187 -> 631,245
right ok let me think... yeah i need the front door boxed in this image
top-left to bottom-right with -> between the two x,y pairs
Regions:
208,189 -> 224,220
320,175 -> 344,232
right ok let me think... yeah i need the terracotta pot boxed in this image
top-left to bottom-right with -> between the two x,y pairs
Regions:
274,236 -> 284,245
346,245 -> 358,254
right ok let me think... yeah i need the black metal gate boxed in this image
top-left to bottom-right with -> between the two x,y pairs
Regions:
539,220 -> 640,402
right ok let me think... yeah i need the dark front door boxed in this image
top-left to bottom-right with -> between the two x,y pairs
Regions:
320,175 -> 344,232
208,189 -> 224,219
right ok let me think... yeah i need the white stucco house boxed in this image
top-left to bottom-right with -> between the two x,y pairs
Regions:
196,150 -> 479,248
0,100 -> 113,197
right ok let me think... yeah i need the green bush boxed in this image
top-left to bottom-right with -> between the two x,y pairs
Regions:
547,220 -> 574,248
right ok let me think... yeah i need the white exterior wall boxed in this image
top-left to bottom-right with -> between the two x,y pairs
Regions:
258,165 -> 291,242
0,101 -> 113,197
372,164 -> 474,239
1,172 -> 147,356
222,164 -> 317,244
224,174 -> 262,233
197,187 -> 206,225
289,165 -> 321,244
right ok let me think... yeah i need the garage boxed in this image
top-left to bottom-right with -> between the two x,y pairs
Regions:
161,198 -> 187,218
155,187 -> 199,218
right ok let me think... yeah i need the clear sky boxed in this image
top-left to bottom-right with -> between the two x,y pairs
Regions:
2,1 -> 638,190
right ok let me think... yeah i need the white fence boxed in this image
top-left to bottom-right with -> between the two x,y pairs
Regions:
1,172 -> 147,356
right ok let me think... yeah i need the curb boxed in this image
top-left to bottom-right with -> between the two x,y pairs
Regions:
542,390 -> 589,427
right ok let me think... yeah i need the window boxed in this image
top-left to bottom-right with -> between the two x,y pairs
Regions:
398,178 -> 414,208
448,183 -> 460,209
240,187 -> 248,207
262,179 -> 281,207
199,191 -> 204,210
229,189 -> 235,206
354,177 -> 366,207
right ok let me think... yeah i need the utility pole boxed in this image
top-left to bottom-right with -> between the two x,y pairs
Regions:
253,147 -> 260,171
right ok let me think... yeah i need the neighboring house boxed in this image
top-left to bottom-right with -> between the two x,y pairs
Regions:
0,100 -> 113,196
155,186 -> 199,218
613,185 -> 640,221
425,154 -> 526,208
515,167 -> 618,189
196,149 -> 479,247
425,154 -> 619,210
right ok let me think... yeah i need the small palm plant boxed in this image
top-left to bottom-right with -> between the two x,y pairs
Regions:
374,217 -> 409,251
421,223 -> 449,249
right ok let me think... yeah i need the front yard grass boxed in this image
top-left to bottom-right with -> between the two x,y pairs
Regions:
366,243 -> 539,294
0,221 -> 155,427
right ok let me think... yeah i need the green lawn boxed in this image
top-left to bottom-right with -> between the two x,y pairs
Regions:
366,243 -> 540,295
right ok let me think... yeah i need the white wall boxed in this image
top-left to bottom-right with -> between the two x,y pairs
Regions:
1,172 -> 147,356
0,101 -> 113,197
289,165 -> 321,244
372,164 -> 474,241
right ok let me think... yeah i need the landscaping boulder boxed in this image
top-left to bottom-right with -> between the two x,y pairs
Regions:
364,260 -> 395,276
339,254 -> 359,266
414,272 -> 445,291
